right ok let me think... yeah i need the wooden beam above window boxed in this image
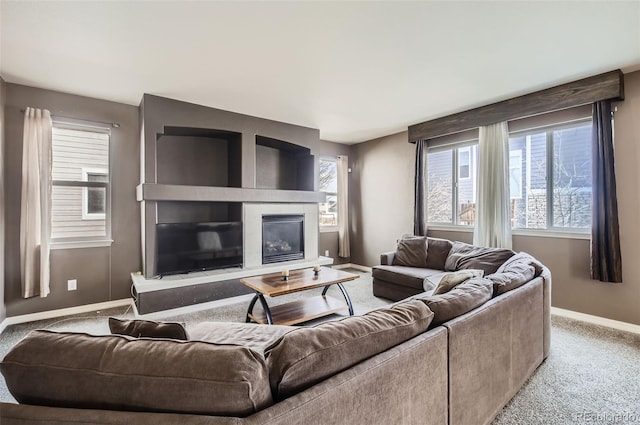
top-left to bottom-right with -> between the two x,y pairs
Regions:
408,69 -> 624,143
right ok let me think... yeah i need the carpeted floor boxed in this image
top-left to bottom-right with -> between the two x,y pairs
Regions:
1,269 -> 639,424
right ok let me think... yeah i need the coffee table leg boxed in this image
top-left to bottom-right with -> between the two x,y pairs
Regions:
336,283 -> 354,316
257,294 -> 274,325
245,294 -> 260,323
246,293 -> 274,325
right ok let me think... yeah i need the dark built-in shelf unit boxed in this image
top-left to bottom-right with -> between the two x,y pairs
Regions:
138,94 -> 326,280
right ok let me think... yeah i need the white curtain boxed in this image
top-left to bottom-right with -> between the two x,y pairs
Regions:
20,107 -> 52,298
473,121 -> 512,249
337,155 -> 350,257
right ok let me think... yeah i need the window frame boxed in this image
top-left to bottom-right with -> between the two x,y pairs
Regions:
426,140 -> 478,227
426,118 -> 593,236
51,119 -> 112,248
509,118 -> 592,234
318,156 -> 339,232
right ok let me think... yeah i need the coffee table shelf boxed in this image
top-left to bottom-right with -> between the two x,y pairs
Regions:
247,295 -> 348,326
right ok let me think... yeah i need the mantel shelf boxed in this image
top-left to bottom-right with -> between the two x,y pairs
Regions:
136,184 -> 326,203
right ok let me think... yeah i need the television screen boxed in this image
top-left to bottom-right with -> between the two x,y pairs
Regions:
156,221 -> 243,276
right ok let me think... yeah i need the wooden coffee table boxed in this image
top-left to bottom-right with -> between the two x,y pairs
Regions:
240,267 -> 359,325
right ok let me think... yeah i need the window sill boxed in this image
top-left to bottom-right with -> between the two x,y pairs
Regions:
320,226 -> 339,233
427,225 -> 590,240
427,224 -> 474,233
51,239 -> 114,250
512,229 -> 590,240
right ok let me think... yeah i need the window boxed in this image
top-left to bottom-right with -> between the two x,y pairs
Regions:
509,120 -> 592,231
427,144 -> 478,225
51,122 -> 110,243
318,158 -> 338,228
426,119 -> 592,232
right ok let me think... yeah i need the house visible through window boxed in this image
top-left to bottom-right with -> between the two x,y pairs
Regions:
83,169 -> 108,219
318,158 -> 338,228
458,147 -> 471,179
426,119 -> 592,232
51,122 -> 110,243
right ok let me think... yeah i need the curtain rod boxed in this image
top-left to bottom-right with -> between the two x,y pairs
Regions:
20,108 -> 120,128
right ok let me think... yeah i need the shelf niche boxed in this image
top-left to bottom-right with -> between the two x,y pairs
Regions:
157,201 -> 242,224
157,126 -> 242,187
255,135 -> 314,191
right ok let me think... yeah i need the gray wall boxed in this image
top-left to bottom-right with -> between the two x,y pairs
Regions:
350,70 -> 640,325
3,84 -> 140,317
349,131 -> 416,266
0,77 -> 6,322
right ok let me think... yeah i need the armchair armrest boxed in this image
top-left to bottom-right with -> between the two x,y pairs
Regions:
380,251 -> 396,265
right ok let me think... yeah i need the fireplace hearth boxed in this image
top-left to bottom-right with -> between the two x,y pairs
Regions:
262,215 -> 304,264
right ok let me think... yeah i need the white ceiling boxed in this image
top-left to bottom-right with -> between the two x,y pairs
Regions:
2,1 -> 640,144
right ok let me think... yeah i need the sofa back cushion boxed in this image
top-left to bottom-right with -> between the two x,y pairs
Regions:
497,251 -> 544,276
392,236 -> 429,267
444,242 -> 514,275
425,237 -> 454,269
267,300 -> 434,400
416,277 -> 493,327
490,254 -> 537,296
189,322 -> 294,354
108,317 -> 188,340
0,330 -> 272,417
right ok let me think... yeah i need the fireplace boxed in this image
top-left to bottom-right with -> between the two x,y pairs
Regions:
262,215 -> 304,264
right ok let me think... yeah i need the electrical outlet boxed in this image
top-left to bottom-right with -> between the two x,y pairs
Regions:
67,279 -> 77,291
324,250 -> 330,257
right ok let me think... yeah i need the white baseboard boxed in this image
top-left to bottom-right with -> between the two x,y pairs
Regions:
334,263 -> 372,273
0,298 -> 133,334
551,307 -> 640,335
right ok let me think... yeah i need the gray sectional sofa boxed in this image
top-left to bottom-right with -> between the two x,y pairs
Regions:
0,237 -> 550,425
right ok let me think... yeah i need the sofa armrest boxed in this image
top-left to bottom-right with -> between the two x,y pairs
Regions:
380,252 -> 395,265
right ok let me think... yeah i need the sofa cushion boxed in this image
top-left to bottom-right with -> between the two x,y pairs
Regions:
108,317 -> 188,340
267,300 -> 434,400
432,269 -> 485,295
373,265 -> 443,290
0,330 -> 273,417
489,262 -> 536,297
189,322 -> 294,354
415,277 -> 493,327
497,251 -> 544,277
444,242 -> 515,275
426,237 -> 454,270
392,236 -> 429,268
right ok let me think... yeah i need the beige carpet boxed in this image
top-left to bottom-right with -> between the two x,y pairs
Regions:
1,269 -> 639,424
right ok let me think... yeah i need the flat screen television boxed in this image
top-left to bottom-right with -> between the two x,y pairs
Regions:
156,221 -> 243,276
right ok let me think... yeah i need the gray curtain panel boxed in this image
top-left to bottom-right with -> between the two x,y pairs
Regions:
591,100 -> 623,283
414,140 -> 427,236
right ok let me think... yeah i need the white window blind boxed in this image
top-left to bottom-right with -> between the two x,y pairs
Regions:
51,123 -> 110,242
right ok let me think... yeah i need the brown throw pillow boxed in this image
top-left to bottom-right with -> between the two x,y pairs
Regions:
109,317 -> 188,340
392,236 -> 429,268
267,300 -> 434,401
432,269 -> 484,295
